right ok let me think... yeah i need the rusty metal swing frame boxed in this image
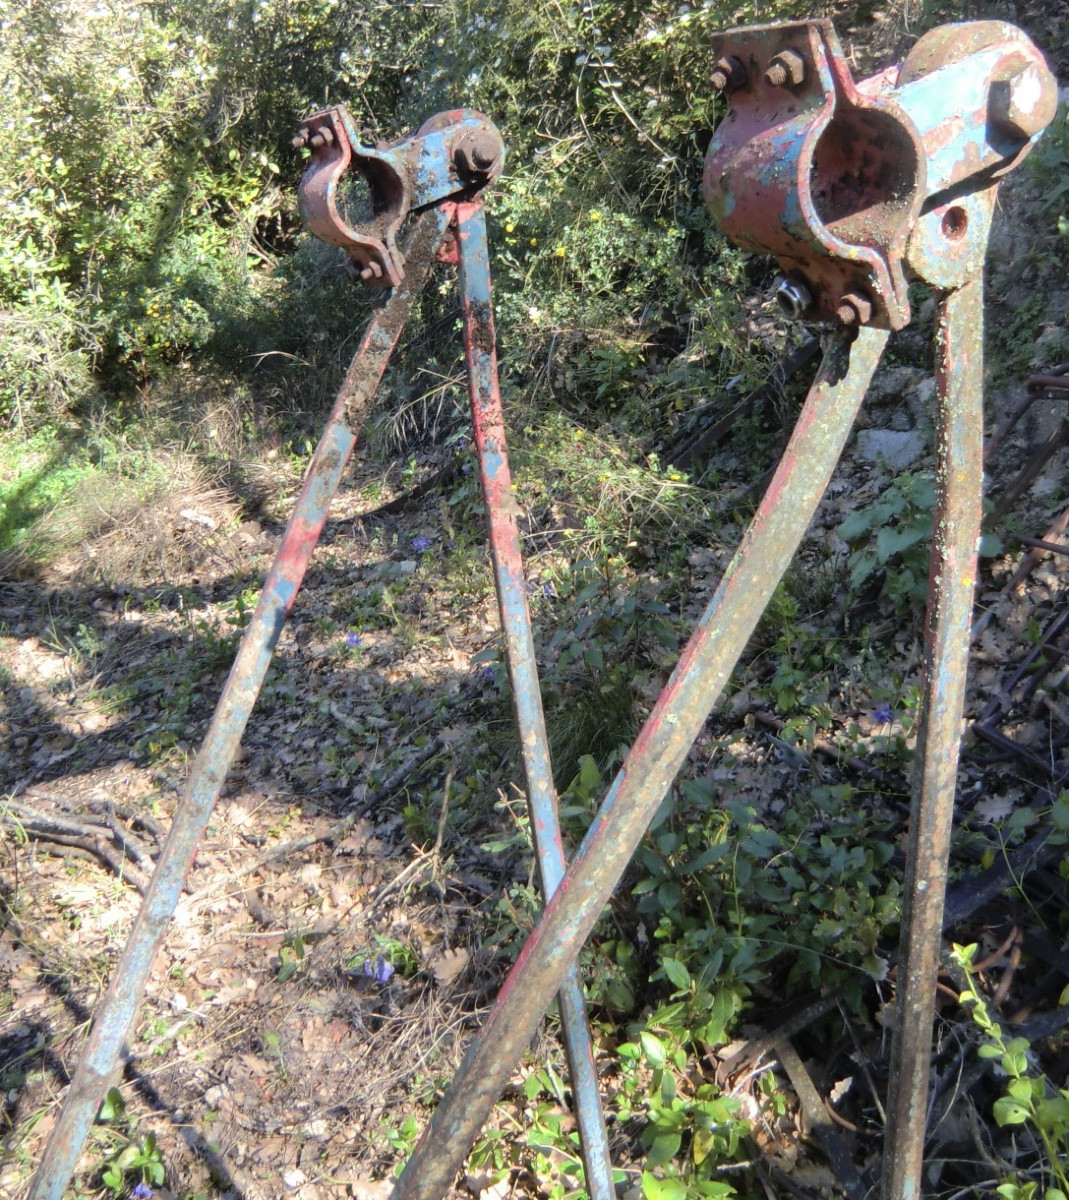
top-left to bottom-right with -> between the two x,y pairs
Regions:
30,16 -> 1058,1200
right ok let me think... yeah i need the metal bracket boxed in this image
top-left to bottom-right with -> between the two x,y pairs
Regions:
704,19 -> 1056,327
295,106 -> 504,287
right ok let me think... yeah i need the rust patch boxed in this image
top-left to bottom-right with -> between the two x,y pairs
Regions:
466,300 -> 496,356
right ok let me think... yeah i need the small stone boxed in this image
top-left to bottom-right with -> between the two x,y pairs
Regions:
854,428 -> 926,470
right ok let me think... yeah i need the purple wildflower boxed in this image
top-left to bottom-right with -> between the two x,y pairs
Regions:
873,705 -> 895,725
543,582 -> 556,601
480,666 -> 495,683
346,632 -> 363,648
363,955 -> 395,985
412,535 -> 432,553
132,1184 -> 155,1200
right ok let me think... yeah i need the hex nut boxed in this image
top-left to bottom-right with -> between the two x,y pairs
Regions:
765,49 -> 805,88
836,290 -> 874,326
710,55 -> 748,92
454,130 -> 501,176
989,64 -> 1058,142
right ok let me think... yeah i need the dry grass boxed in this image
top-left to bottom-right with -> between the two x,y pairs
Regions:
44,455 -> 249,587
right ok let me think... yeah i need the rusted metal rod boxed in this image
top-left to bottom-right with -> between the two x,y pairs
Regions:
391,325 -> 888,1200
28,209 -> 450,1200
883,278 -> 985,1200
455,199 -> 614,1200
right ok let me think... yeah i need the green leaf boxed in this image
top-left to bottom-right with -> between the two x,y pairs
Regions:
645,1130 -> 682,1168
997,1185 -> 1037,1200
114,1144 -> 140,1170
574,754 -> 601,797
642,1172 -> 688,1200
660,957 -> 690,991
1036,1094 -> 1069,1126
837,511 -> 875,541
632,874 -> 662,896
695,1183 -> 736,1199
678,842 -> 731,873
993,1096 -> 1031,1125
692,1126 -> 716,1165
1003,1046 -> 1029,1076
640,1030 -> 667,1069
977,1043 -> 1003,1058
876,524 -> 927,560
98,1086 -> 125,1123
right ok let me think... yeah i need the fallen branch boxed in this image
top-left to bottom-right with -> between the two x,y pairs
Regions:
774,1036 -> 868,1200
2,799 -> 154,894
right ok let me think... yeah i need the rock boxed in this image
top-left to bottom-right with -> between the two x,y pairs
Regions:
854,428 -> 927,469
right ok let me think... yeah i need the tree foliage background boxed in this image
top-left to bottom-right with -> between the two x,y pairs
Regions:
0,0 -> 828,434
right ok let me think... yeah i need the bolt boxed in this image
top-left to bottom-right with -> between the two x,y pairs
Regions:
292,126 -> 311,149
765,49 -> 805,88
989,64 -> 1058,142
359,260 -> 384,282
454,130 -> 501,176
775,276 -> 812,319
836,290 -> 874,326
710,55 -> 747,92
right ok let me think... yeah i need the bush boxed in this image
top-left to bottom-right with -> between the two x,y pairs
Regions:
0,0 -> 799,430
0,0 -> 441,425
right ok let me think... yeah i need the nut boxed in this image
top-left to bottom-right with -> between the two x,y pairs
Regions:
710,55 -> 748,92
293,124 -> 334,151
775,276 -> 812,319
836,290 -> 874,326
765,49 -> 805,88
989,64 -> 1058,142
454,130 -> 501,176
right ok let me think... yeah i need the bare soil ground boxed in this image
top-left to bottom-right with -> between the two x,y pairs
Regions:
4,334 -> 1069,1199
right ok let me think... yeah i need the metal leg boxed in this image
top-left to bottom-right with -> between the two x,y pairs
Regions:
392,326 -> 889,1200
29,210 -> 450,1200
883,276 -> 985,1200
454,200 -> 615,1200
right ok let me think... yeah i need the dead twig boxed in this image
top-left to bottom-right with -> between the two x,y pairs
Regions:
990,929 -> 1023,1010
